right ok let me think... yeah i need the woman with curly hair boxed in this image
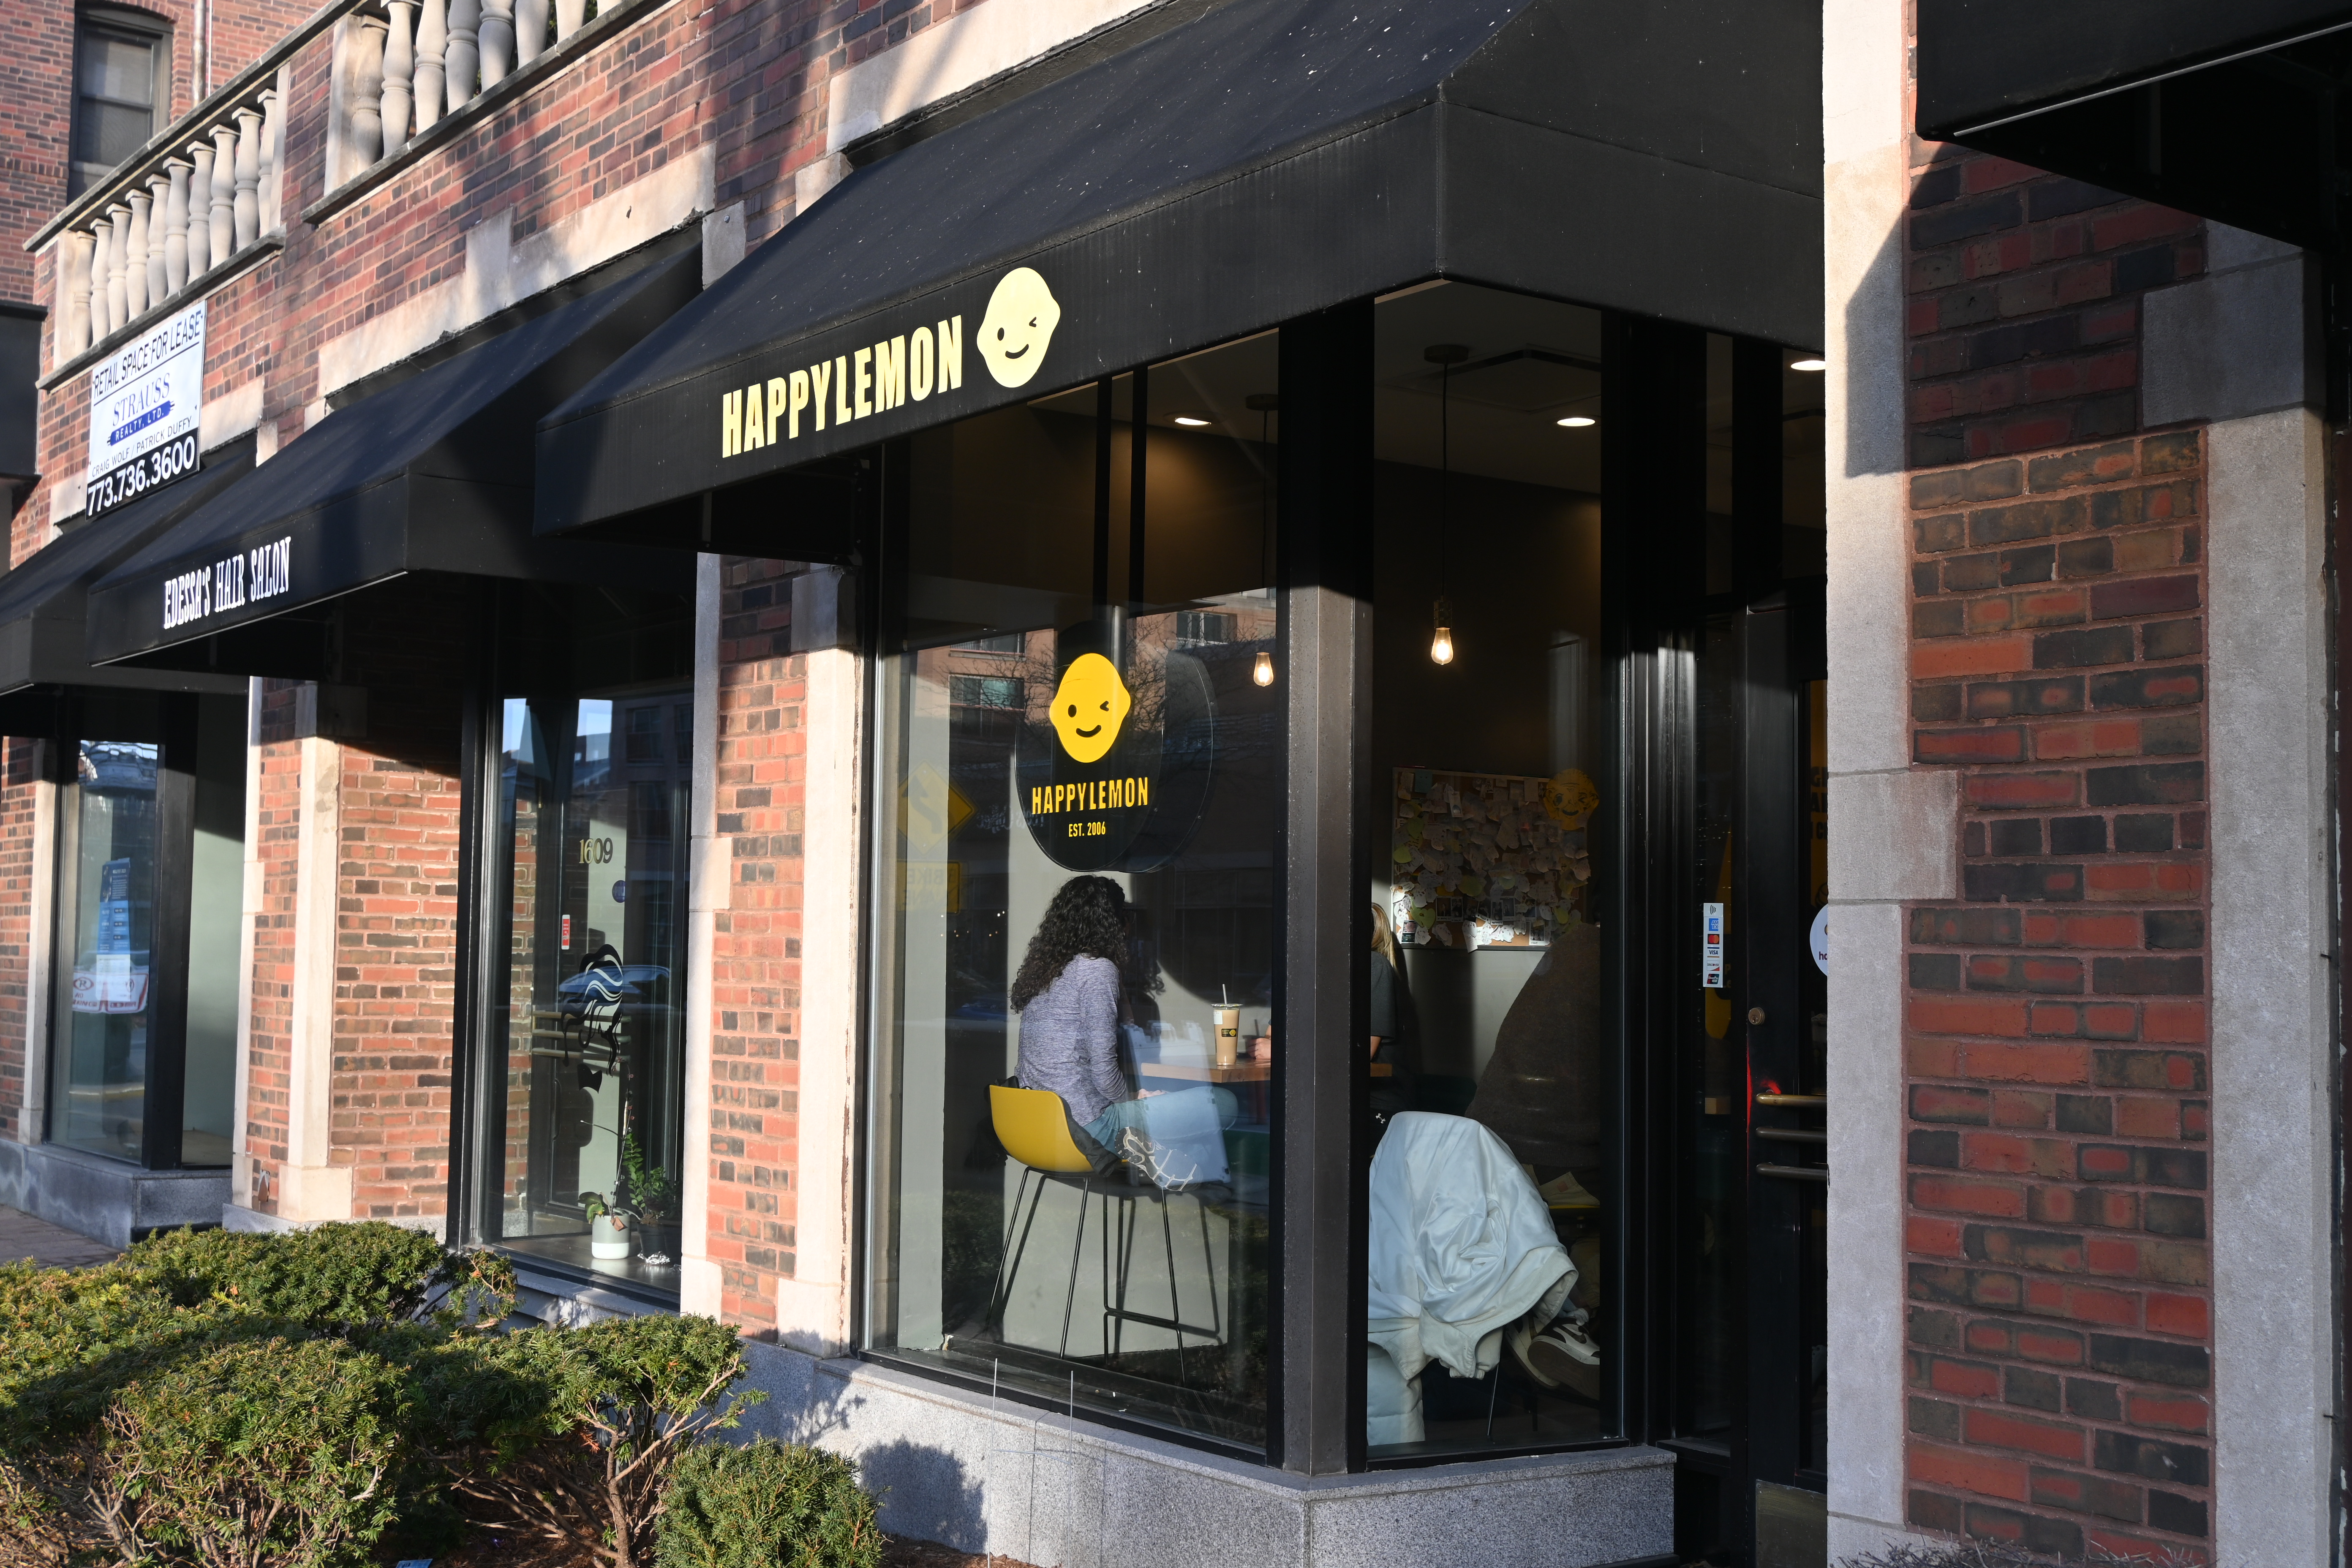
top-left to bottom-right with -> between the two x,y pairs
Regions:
1012,875 -> 1142,1149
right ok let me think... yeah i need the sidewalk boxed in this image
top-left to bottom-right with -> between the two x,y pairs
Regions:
0,1206 -> 117,1269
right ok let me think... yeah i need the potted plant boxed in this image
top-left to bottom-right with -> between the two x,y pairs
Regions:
621,1132 -> 680,1266
579,1189 -> 637,1258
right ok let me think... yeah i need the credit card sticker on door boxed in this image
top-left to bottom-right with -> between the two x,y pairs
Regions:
1703,901 -> 1725,988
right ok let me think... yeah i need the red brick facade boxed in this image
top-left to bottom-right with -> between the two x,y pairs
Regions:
1900,120 -> 2217,1560
708,555 -> 810,1336
0,0 -> 313,309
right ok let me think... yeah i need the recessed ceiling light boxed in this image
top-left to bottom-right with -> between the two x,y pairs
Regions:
1172,414 -> 1211,427
1556,415 -> 1596,428
1790,357 -> 1828,372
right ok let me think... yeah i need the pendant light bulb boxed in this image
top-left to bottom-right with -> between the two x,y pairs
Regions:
1429,598 -> 1454,666
1252,649 -> 1276,686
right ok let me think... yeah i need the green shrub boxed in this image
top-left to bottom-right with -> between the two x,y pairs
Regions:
0,1225 -> 749,1568
106,1335 -> 408,1568
123,1220 -> 516,1331
656,1440 -> 882,1568
429,1312 -> 766,1568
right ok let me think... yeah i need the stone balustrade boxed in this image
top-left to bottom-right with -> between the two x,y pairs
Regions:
328,0 -> 604,186
48,72 -> 290,364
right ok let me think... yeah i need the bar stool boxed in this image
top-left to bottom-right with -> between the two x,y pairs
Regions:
983,1084 -> 1222,1364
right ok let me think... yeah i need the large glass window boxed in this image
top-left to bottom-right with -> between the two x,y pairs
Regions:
479,584 -> 694,1293
1366,282 -> 1612,1459
57,737 -> 160,1160
52,691 -> 246,1167
870,332 -> 1282,1450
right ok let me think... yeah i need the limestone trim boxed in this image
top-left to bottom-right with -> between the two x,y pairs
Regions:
2206,406 -> 2333,1568
278,732 -> 349,1222
312,142 -> 716,398
772,645 -> 861,1355
681,552 -> 722,1316
1820,0 -> 1914,1554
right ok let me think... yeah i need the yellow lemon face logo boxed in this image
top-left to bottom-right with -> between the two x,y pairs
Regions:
1049,653 -> 1131,763
1544,767 -> 1600,830
977,267 -> 1062,388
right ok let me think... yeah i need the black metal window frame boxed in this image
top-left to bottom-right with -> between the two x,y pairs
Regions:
70,4 -> 173,199
38,689 -> 210,1171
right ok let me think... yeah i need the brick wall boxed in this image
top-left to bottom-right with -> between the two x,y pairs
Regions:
1900,129 -> 2216,1561
0,0 -> 310,309
707,555 -> 808,1336
241,682 -> 303,1203
332,581 -> 467,1225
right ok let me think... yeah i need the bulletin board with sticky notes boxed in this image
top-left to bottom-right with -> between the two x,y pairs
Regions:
1388,765 -> 1598,949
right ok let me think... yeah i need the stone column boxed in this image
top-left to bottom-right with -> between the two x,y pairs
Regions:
210,123 -> 239,261
444,0 -> 479,111
163,161 -> 191,294
382,1 -> 416,155
414,0 -> 447,131
60,230 -> 94,358
123,188 -> 150,319
185,143 -> 215,276
233,107 -> 262,250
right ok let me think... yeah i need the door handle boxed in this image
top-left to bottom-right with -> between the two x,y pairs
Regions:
1755,1127 -> 1825,1145
1756,1163 -> 1829,1184
1755,1093 -> 1825,1108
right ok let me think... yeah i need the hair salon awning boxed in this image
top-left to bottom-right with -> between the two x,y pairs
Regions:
0,433 -> 258,721
534,0 -> 1822,540
85,246 -> 703,669
1918,0 -> 2352,247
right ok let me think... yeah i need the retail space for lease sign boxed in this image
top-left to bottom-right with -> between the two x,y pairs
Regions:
86,300 -> 205,520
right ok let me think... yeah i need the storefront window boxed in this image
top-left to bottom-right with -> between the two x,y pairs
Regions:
870,332 -> 1282,1449
58,738 -> 161,1160
1366,282 -> 1612,1459
52,691 -> 247,1167
480,585 -> 694,1292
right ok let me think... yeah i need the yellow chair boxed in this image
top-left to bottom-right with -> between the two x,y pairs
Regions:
983,1084 -> 1221,1363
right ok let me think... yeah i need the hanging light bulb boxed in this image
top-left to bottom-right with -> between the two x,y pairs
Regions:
1425,343 -> 1467,667
1252,649 -> 1276,686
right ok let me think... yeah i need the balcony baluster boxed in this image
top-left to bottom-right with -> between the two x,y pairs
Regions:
480,0 -> 514,87
415,0 -> 448,131
123,190 -> 151,319
185,144 -> 214,277
382,1 -> 417,155
233,106 -> 264,250
445,0 -> 480,111
145,174 -> 172,303
164,161 -> 191,295
210,124 -> 239,268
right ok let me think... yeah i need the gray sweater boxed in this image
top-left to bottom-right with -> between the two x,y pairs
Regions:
1016,955 -> 1127,1127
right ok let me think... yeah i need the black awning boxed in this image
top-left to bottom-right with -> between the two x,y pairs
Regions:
86,246 -> 703,667
535,0 -> 1822,536
0,433 -> 258,700
1919,0 -> 2352,247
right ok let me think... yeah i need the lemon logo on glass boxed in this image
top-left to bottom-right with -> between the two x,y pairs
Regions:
1049,653 -> 1131,763
977,267 -> 1062,389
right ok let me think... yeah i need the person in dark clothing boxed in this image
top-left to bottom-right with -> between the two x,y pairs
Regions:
1369,903 -> 1421,1122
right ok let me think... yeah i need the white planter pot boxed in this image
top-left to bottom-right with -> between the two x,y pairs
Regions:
590,1214 -> 634,1259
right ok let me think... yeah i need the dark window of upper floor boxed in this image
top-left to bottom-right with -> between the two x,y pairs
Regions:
71,8 -> 171,198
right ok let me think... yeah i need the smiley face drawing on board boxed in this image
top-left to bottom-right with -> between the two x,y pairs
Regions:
977,267 -> 1062,388
1050,653 -> 1132,764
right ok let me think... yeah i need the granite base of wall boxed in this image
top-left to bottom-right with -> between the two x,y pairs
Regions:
0,1139 -> 228,1250
738,1342 -> 1676,1568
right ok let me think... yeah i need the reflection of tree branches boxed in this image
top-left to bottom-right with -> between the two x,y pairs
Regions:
1013,625 -> 1176,734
